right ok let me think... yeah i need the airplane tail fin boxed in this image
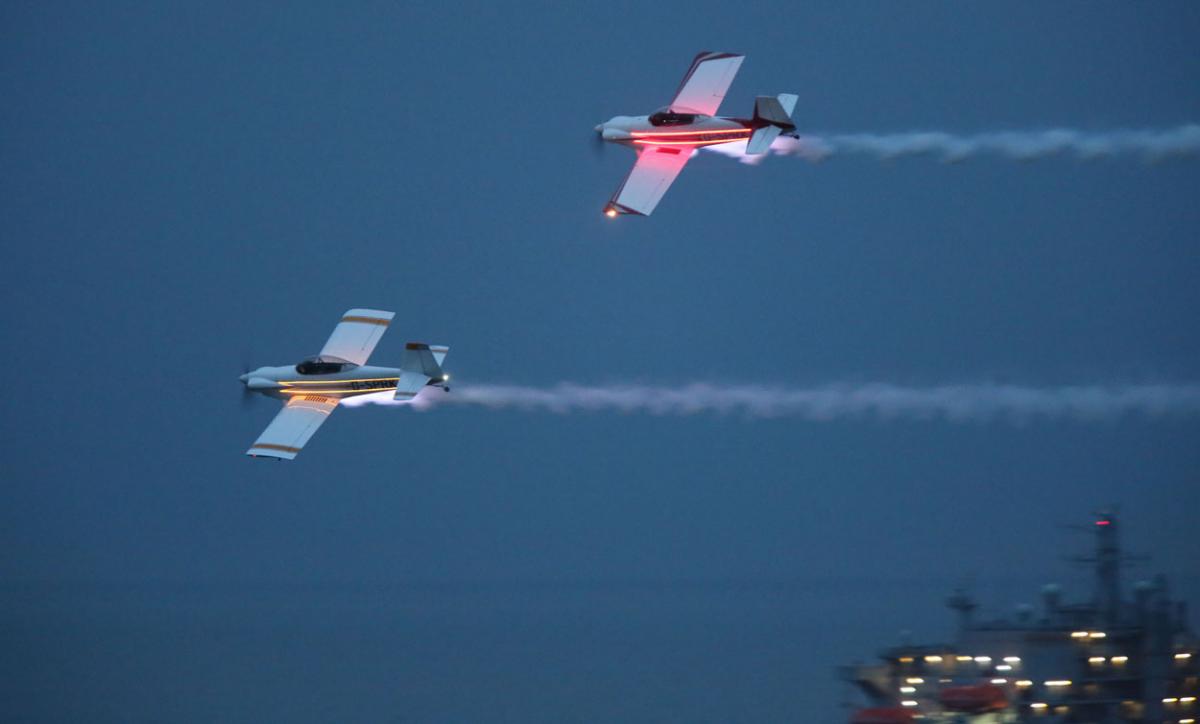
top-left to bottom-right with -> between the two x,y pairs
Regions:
747,94 -> 798,154
394,343 -> 450,400
774,93 -> 798,119
753,95 -> 796,126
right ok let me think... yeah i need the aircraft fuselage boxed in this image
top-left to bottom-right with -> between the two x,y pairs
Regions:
240,365 -> 404,401
597,115 -> 756,149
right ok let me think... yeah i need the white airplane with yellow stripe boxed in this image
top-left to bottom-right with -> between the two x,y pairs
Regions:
595,51 -> 798,217
239,309 -> 449,460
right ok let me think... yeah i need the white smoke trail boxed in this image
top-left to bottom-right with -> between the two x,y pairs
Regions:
349,382 -> 1200,424
703,125 -> 1200,165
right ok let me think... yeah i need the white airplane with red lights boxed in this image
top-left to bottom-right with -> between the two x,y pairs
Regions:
239,308 -> 449,460
596,51 -> 798,217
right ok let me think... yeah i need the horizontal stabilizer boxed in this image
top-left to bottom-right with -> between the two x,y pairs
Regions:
393,371 -> 428,401
746,125 -> 782,155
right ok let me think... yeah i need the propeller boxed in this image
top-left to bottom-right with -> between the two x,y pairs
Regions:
239,360 -> 256,409
592,125 -> 607,158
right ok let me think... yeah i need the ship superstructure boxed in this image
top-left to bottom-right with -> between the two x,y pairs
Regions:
843,513 -> 1197,723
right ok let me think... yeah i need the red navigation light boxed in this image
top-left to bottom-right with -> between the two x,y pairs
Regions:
604,207 -> 618,218
1096,520 -> 1110,526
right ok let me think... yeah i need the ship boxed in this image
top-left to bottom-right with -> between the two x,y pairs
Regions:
841,512 -> 1197,723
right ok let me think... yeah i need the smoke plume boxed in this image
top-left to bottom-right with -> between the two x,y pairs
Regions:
703,125 -> 1200,164
351,382 -> 1200,424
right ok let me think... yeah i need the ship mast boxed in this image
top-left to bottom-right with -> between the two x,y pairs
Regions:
1068,509 -> 1126,627
1093,511 -> 1122,627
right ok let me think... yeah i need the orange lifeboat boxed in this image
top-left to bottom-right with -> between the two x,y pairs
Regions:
851,708 -> 916,724
939,683 -> 1007,713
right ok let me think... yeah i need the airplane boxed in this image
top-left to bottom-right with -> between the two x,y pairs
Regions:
239,308 -> 449,460
595,51 -> 798,217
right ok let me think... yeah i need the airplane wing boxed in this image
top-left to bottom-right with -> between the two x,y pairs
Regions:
319,308 -> 395,366
606,145 -> 693,217
669,51 -> 744,116
246,395 -> 338,460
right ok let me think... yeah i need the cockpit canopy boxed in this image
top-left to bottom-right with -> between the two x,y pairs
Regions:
648,107 -> 699,127
295,355 -> 358,375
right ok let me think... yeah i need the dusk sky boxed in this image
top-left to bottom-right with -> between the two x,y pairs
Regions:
2,3 -> 1198,722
